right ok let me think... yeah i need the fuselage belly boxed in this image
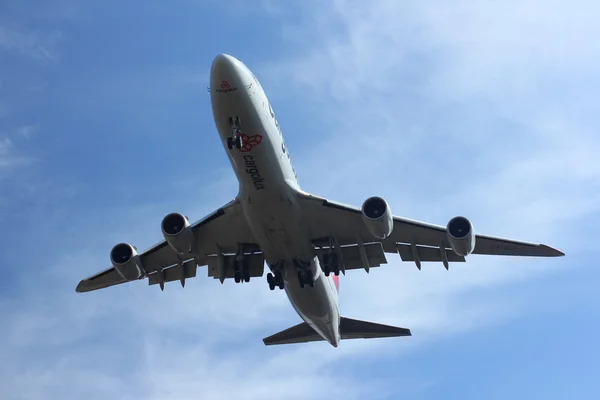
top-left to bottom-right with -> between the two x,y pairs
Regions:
209,54 -> 340,346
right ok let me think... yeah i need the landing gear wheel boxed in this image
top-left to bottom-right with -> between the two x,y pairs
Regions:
234,271 -> 242,283
323,252 -> 340,278
227,135 -> 243,150
268,271 -> 284,290
243,266 -> 251,283
267,273 -> 276,290
298,269 -> 314,288
274,271 -> 285,290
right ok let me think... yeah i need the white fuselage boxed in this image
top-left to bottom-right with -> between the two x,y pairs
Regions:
209,54 -> 341,347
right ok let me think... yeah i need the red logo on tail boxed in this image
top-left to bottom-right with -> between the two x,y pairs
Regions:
220,80 -> 230,89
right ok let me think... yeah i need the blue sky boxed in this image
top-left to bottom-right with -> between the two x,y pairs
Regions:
1,0 -> 599,398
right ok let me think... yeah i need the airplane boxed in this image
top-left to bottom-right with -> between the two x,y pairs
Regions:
76,53 -> 565,347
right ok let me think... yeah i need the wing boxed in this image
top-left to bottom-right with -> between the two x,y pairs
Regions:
297,192 -> 564,271
76,198 -> 259,293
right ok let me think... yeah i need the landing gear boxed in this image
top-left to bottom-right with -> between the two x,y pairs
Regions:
227,116 -> 244,150
227,135 -> 243,150
234,267 -> 251,283
297,268 -> 315,288
322,252 -> 341,277
267,270 -> 284,290
233,243 -> 251,284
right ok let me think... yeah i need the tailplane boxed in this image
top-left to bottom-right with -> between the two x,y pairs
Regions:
339,317 -> 412,340
262,317 -> 411,346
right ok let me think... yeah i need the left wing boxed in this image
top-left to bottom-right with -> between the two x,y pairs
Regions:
76,198 -> 258,293
297,192 -> 564,271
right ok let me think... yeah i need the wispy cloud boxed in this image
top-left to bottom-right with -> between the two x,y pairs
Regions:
0,25 -> 63,62
0,136 -> 32,176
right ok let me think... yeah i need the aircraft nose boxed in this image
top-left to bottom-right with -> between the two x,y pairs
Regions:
211,53 -> 237,74
210,53 -> 244,93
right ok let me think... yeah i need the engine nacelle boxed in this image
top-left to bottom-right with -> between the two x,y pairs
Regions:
446,216 -> 476,256
161,212 -> 195,255
110,242 -> 145,281
361,196 -> 394,239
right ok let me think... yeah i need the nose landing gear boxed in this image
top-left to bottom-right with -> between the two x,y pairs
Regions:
227,134 -> 244,150
227,116 -> 244,150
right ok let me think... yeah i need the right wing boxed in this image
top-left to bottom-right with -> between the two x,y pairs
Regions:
297,192 -> 564,271
76,198 -> 258,293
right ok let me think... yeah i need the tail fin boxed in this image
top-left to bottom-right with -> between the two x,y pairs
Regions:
262,317 -> 411,346
332,274 -> 340,293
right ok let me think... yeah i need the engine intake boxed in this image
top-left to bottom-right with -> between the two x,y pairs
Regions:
361,196 -> 394,239
161,212 -> 195,255
446,216 -> 476,256
110,242 -> 145,281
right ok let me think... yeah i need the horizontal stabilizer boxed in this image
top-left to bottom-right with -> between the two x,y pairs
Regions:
339,317 -> 412,340
263,317 -> 411,346
263,321 -> 324,346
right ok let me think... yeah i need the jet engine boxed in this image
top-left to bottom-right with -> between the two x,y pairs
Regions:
361,196 -> 394,239
110,242 -> 145,281
446,216 -> 476,256
161,212 -> 195,255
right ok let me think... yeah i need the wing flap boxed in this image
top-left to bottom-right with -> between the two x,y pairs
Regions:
148,259 -> 198,286
340,242 -> 387,269
207,253 -> 265,279
314,241 -> 388,270
396,243 -> 465,263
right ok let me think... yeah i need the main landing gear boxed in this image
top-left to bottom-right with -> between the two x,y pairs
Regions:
297,269 -> 315,288
234,265 -> 250,283
233,244 -> 251,284
322,252 -> 341,277
266,261 -> 315,290
227,116 -> 244,150
294,260 -> 315,288
267,270 -> 285,290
